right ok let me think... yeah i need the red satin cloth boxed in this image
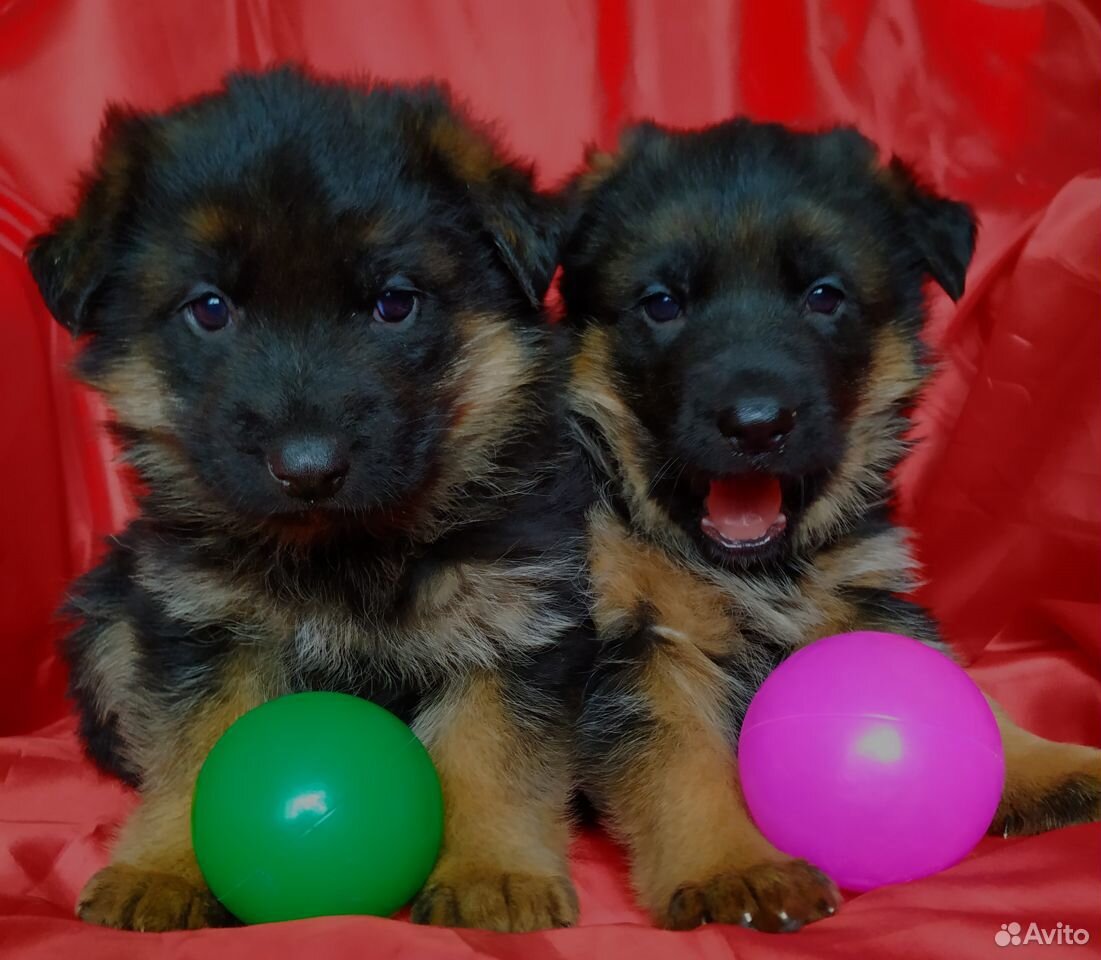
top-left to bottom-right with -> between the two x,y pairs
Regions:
1,2 -> 1099,957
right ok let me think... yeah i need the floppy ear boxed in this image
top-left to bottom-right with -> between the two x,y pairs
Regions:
885,158 -> 976,302
25,107 -> 152,334
425,105 -> 563,309
475,168 -> 564,308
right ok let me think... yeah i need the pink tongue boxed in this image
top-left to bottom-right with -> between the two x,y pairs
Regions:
704,475 -> 783,542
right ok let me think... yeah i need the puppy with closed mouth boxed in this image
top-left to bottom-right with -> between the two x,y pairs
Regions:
28,67 -> 591,933
561,118 -> 1101,931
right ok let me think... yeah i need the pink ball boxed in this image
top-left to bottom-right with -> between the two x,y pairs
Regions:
738,631 -> 1004,892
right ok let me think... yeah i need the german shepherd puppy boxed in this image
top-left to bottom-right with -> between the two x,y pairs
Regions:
27,67 -> 590,933
560,119 -> 1101,932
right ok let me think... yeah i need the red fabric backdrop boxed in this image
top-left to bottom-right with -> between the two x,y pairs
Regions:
1,1 -> 1099,957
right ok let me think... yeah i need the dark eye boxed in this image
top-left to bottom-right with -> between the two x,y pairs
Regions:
374,289 -> 418,323
805,282 -> 845,315
641,292 -> 682,323
186,293 -> 233,333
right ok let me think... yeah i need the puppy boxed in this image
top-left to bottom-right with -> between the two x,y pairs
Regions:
27,67 -> 591,933
560,119 -> 1101,932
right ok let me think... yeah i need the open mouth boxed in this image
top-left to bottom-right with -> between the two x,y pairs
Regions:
701,473 -> 787,553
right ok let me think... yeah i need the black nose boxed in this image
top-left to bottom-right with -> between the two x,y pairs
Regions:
717,399 -> 796,455
266,436 -> 349,501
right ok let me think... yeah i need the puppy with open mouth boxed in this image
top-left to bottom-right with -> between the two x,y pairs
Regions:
561,118 -> 1101,932
28,67 -> 592,933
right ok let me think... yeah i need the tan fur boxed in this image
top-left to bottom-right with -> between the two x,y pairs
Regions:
89,350 -> 177,434
77,654 -> 275,930
411,673 -> 577,931
574,148 -> 620,197
76,865 -> 226,932
587,503 -> 913,663
83,350 -> 226,524
795,326 -> 922,552
432,313 -> 541,523
571,328 -> 681,541
445,315 -> 536,446
988,698 -> 1101,836
82,622 -> 140,734
185,204 -> 235,246
589,509 -> 735,662
593,607 -> 839,931
811,527 -> 918,594
428,115 -> 498,185
133,544 -> 573,689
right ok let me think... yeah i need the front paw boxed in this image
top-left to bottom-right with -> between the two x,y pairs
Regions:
993,747 -> 1101,836
77,863 -> 232,931
411,860 -> 579,932
662,859 -> 840,933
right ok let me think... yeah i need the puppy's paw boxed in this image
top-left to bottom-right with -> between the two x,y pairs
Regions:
411,861 -> 579,932
992,746 -> 1101,836
662,859 -> 840,933
77,863 -> 231,931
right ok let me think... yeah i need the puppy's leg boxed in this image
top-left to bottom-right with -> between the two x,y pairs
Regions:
842,593 -> 1101,835
78,666 -> 265,931
79,791 -> 230,931
581,625 -> 840,933
410,672 -> 577,932
987,697 -> 1101,836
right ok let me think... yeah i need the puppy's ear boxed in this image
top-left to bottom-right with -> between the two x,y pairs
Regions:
25,107 -> 153,334
557,120 -> 672,264
885,158 -> 976,302
425,105 -> 562,309
572,120 -> 668,199
476,167 -> 564,309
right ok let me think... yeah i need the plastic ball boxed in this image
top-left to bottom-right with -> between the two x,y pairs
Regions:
192,692 -> 443,924
737,631 -> 1004,892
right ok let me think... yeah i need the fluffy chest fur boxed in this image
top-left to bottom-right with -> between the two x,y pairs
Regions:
130,538 -> 576,688
588,506 -> 916,644
584,503 -> 924,728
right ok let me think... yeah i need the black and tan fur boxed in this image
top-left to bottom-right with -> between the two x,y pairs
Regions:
27,67 -> 591,933
560,119 -> 1101,931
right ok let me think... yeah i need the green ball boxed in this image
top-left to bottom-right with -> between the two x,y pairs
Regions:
192,692 -> 443,924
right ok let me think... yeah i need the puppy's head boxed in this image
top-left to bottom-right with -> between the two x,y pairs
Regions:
562,120 -> 975,566
29,67 -> 559,541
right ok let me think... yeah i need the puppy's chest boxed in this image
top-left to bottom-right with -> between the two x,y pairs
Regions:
287,561 -> 566,680
589,517 -> 860,656
137,548 -> 566,683
593,552 -> 821,656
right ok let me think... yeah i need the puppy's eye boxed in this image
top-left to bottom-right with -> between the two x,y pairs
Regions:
374,289 -> 418,323
641,292 -> 682,323
186,293 -> 233,333
804,282 -> 845,315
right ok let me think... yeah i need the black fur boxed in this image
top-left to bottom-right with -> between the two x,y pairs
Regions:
563,119 -> 974,568
30,66 -> 593,933
558,117 -> 984,931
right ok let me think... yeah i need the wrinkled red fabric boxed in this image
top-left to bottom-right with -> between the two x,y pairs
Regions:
1,1 -> 1099,957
